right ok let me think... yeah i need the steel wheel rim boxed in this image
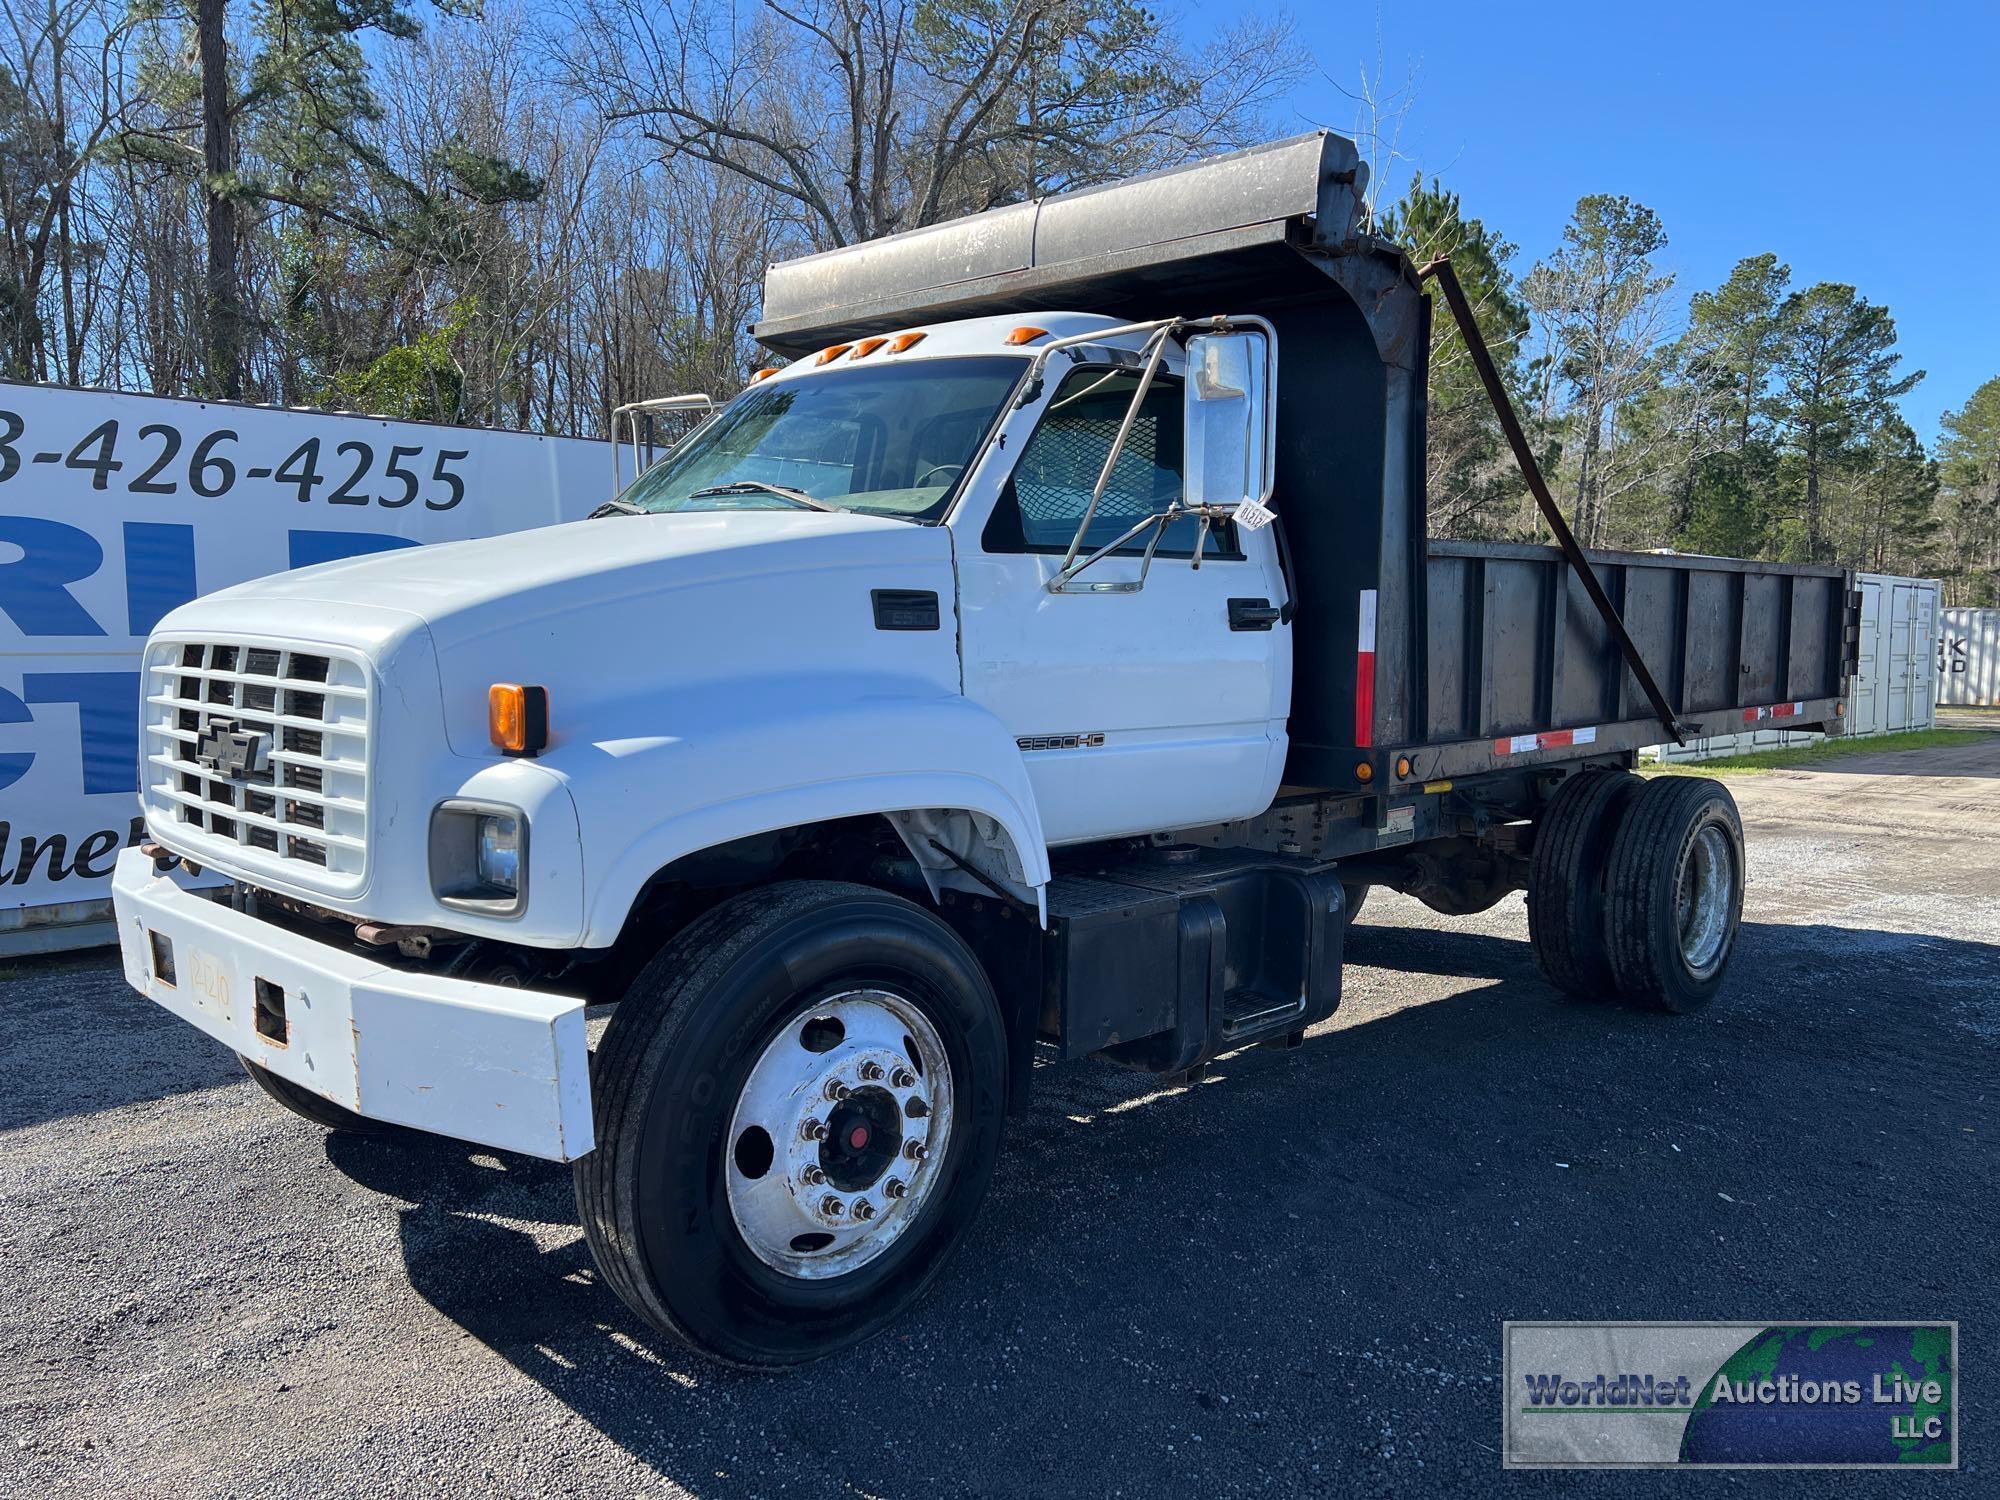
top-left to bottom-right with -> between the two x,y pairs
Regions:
1676,823 -> 1735,978
724,987 -> 954,1280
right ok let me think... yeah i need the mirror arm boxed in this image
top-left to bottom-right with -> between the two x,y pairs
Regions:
1049,505 -> 1180,593
1054,323 -> 1180,580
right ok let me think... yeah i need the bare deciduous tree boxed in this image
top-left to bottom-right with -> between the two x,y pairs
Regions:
550,0 -> 1305,250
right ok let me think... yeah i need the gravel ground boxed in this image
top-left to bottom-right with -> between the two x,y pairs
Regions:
3,741 -> 1995,1498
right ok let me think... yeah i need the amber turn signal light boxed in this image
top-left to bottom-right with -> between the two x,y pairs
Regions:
489,683 -> 549,757
1355,761 -> 1374,783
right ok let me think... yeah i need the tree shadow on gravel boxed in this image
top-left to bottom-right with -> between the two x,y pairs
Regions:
324,919 -> 1997,1498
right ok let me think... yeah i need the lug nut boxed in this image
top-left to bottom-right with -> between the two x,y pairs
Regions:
890,1067 -> 917,1089
820,1195 -> 845,1217
902,1140 -> 928,1162
859,1061 -> 885,1082
851,1199 -> 877,1222
800,1117 -> 828,1142
823,1078 -> 851,1102
881,1178 -> 908,1199
799,1164 -> 826,1186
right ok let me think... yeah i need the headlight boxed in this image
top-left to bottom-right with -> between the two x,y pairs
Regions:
430,801 -> 528,916
477,814 -> 521,890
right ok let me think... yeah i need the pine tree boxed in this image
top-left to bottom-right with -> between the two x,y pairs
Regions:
1770,283 -> 1922,562
1377,175 -> 1529,537
1936,375 -> 2000,602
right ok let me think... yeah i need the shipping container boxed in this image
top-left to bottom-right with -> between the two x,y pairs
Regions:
1939,607 -> 2000,707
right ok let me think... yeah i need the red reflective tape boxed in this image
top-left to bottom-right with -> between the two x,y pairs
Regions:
1354,590 -> 1378,748
1492,726 -> 1599,756
1354,654 -> 1375,747
1744,700 -> 1808,723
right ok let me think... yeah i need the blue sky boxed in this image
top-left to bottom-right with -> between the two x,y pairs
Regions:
1208,0 -> 1997,441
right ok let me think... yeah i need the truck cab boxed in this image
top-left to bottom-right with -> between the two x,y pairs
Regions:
113,132 -> 1846,1366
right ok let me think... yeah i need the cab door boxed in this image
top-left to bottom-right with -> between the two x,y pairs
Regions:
954,361 -> 1291,845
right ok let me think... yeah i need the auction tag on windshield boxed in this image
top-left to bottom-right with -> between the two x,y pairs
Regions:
1233,496 -> 1275,532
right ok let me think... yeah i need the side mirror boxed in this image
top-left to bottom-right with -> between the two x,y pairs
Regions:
1183,327 -> 1276,511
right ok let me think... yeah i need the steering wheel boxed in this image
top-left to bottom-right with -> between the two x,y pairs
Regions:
915,463 -> 964,487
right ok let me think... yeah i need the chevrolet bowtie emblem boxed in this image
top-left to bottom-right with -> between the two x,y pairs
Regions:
195,718 -> 268,779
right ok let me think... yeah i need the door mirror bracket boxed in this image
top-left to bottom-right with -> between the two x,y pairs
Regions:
1023,315 -> 1278,595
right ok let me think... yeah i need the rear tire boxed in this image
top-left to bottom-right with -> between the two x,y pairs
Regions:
576,880 -> 1008,1367
1603,776 -> 1745,1013
239,1055 -> 401,1135
1527,769 -> 1640,999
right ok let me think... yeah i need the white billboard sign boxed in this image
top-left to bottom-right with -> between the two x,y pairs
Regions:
0,381 -> 610,936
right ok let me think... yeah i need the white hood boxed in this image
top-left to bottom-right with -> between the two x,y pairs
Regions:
198,509 -> 932,643
158,508 -> 963,757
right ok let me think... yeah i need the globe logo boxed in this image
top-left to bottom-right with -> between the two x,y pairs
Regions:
1680,1325 -> 1953,1465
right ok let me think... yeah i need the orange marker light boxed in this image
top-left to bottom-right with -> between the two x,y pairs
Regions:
814,343 -> 854,366
886,331 -> 927,353
1395,756 -> 1412,778
489,683 -> 549,757
751,366 -> 780,382
1355,761 -> 1374,783
1004,326 -> 1050,346
853,337 -> 888,359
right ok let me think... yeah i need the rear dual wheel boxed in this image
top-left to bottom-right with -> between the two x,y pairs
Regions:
576,880 -> 1007,1367
1527,770 -> 1744,1012
1604,776 -> 1745,1013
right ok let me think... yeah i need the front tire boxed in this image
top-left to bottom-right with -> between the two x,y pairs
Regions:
239,1055 -> 401,1135
576,880 -> 1008,1366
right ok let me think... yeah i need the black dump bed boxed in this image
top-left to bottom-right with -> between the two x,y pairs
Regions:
755,133 -> 1856,792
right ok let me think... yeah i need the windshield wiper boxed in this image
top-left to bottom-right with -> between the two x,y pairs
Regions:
689,480 -> 841,512
589,497 -> 646,518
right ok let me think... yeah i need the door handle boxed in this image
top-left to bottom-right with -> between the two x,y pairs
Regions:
1228,597 -> 1286,631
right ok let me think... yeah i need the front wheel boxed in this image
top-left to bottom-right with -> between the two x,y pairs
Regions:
575,880 -> 1008,1366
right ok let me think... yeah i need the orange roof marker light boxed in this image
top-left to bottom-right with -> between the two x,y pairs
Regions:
751,366 -> 780,382
852,337 -> 889,359
886,331 -> 927,353
1004,326 -> 1051,346
813,343 -> 854,366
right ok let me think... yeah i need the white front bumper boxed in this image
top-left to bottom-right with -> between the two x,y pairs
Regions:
111,849 -> 594,1161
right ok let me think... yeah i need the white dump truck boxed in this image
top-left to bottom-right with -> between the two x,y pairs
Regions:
113,133 -> 1855,1365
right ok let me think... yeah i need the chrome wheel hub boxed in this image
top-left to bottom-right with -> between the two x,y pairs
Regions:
724,987 -> 952,1279
1676,823 -> 1735,978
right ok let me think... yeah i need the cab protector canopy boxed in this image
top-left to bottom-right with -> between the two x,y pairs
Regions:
752,131 -> 1848,789
754,130 -> 1431,788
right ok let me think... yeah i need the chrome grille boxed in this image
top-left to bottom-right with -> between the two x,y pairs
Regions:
142,638 -> 370,887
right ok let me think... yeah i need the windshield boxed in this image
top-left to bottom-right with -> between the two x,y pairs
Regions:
620,356 -> 1026,522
